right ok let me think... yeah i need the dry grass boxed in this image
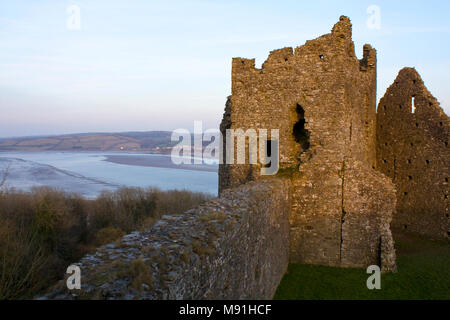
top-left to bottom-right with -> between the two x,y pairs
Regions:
192,239 -> 214,256
128,259 -> 154,291
96,227 -> 126,246
0,186 -> 211,299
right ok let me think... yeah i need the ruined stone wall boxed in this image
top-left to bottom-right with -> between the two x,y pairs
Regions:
219,16 -> 396,270
219,16 -> 378,193
40,178 -> 291,300
376,68 -> 450,241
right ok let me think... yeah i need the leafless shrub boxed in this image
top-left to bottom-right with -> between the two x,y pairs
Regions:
0,162 -> 11,189
0,186 -> 210,299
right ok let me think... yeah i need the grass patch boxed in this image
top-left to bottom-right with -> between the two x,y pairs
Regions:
192,239 -> 214,256
127,259 -> 154,291
274,232 -> 450,300
276,167 -> 298,179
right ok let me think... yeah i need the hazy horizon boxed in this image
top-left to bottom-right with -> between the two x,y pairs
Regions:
0,129 -> 173,139
1,0 -> 449,138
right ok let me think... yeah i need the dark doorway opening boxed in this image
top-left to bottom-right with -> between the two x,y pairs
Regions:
293,104 -> 310,152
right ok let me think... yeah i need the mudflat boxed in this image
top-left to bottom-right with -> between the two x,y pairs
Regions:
103,154 -> 218,172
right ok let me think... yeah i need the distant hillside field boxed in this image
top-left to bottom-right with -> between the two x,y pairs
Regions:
0,131 -> 176,152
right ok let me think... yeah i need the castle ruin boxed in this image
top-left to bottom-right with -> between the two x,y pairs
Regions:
220,16 -> 397,270
377,68 -> 449,241
42,16 -> 448,300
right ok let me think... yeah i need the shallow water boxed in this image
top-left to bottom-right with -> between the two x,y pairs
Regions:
0,151 -> 218,198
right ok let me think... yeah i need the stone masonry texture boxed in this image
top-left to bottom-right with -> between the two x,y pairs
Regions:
40,178 -> 291,300
376,68 -> 450,241
219,16 -> 397,271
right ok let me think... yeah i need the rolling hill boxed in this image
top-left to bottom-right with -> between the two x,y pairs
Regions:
0,131 -> 176,153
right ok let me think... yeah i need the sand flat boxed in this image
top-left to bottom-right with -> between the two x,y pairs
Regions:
103,154 -> 218,173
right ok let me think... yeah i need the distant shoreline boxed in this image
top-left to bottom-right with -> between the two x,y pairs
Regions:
103,154 -> 218,173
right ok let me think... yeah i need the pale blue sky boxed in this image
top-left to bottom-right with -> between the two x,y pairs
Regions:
0,0 -> 449,137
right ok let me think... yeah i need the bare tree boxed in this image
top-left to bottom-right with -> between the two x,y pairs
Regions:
0,162 -> 11,189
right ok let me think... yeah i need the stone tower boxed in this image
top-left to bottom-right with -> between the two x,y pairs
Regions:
219,16 -> 397,271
